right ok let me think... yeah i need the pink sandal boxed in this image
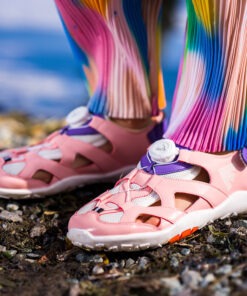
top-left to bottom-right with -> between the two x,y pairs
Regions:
67,139 -> 247,251
0,107 -> 165,199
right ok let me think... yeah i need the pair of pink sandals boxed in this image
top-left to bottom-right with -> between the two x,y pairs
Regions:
1,107 -> 247,251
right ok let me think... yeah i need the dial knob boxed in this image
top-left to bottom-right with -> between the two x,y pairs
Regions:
148,139 -> 179,163
66,106 -> 90,127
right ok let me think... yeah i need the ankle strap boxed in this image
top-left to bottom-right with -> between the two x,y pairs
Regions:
240,147 -> 247,165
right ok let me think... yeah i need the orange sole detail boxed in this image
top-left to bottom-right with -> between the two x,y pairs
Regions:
168,227 -> 198,244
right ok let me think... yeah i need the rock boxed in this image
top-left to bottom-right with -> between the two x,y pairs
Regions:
213,285 -> 231,296
120,259 -> 125,268
224,220 -> 232,226
26,253 -> 41,259
25,259 -> 36,264
170,256 -> 179,268
230,270 -> 242,278
92,265 -> 104,275
232,220 -> 247,228
231,279 -> 244,289
125,258 -> 135,269
16,210 -> 23,216
181,269 -> 202,289
6,204 -> 19,211
230,250 -> 240,260
30,225 -> 46,238
2,223 -> 7,229
201,273 -> 216,287
15,254 -> 26,261
181,248 -> 190,256
216,264 -> 232,275
3,250 -> 17,259
75,253 -> 86,263
160,277 -> 183,295
207,234 -> 216,244
92,254 -> 103,263
75,253 -> 95,263
69,283 -> 80,296
0,210 -> 23,223
0,245 -> 7,252
137,257 -> 150,269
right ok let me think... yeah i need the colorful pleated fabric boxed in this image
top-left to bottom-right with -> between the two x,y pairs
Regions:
165,0 -> 247,152
55,0 -> 165,119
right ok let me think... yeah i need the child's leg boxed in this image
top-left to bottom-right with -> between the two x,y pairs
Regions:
55,0 -> 165,125
166,0 -> 247,152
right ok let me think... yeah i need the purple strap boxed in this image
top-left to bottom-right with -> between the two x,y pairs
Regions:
140,153 -> 192,175
64,126 -> 98,136
60,118 -> 98,136
240,147 -> 247,165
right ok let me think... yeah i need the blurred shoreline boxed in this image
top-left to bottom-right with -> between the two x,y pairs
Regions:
0,112 -> 63,149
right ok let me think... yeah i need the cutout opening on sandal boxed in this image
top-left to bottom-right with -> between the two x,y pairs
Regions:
32,170 -> 53,184
136,214 -> 161,227
73,153 -> 93,169
175,193 -> 199,211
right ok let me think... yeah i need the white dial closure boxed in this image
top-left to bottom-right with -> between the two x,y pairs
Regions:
148,139 -> 179,163
66,106 -> 90,127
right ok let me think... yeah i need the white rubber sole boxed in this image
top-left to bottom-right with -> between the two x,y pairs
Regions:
67,190 -> 247,252
0,165 -> 135,200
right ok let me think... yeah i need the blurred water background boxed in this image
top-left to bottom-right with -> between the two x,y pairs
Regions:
0,0 -> 186,119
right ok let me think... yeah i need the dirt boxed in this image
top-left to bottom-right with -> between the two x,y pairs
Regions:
0,184 -> 247,296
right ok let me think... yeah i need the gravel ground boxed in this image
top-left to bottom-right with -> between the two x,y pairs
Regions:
0,187 -> 247,296
0,114 -> 247,296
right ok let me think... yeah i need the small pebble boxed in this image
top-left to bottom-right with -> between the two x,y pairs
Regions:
2,223 -> 7,229
92,254 -> 103,263
170,256 -> 179,268
0,245 -> 7,252
207,234 -> 216,244
231,279 -> 244,288
125,258 -> 135,268
216,264 -> 232,275
92,265 -> 104,275
120,259 -> 125,268
232,220 -> 247,228
30,225 -> 47,238
15,254 -> 26,261
26,253 -> 41,259
6,203 -> 19,211
224,220 -> 232,226
69,283 -> 80,296
0,210 -> 23,223
160,277 -> 183,295
181,248 -> 190,256
25,259 -> 36,264
201,273 -> 216,287
213,286 -> 231,296
181,269 -> 202,289
4,250 -> 17,259
16,210 -> 23,216
75,253 -> 94,263
230,250 -> 240,260
138,257 -> 150,269
230,270 -> 242,278
75,253 -> 86,263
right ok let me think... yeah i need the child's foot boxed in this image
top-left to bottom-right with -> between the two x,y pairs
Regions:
0,107 -> 165,199
67,139 -> 247,252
